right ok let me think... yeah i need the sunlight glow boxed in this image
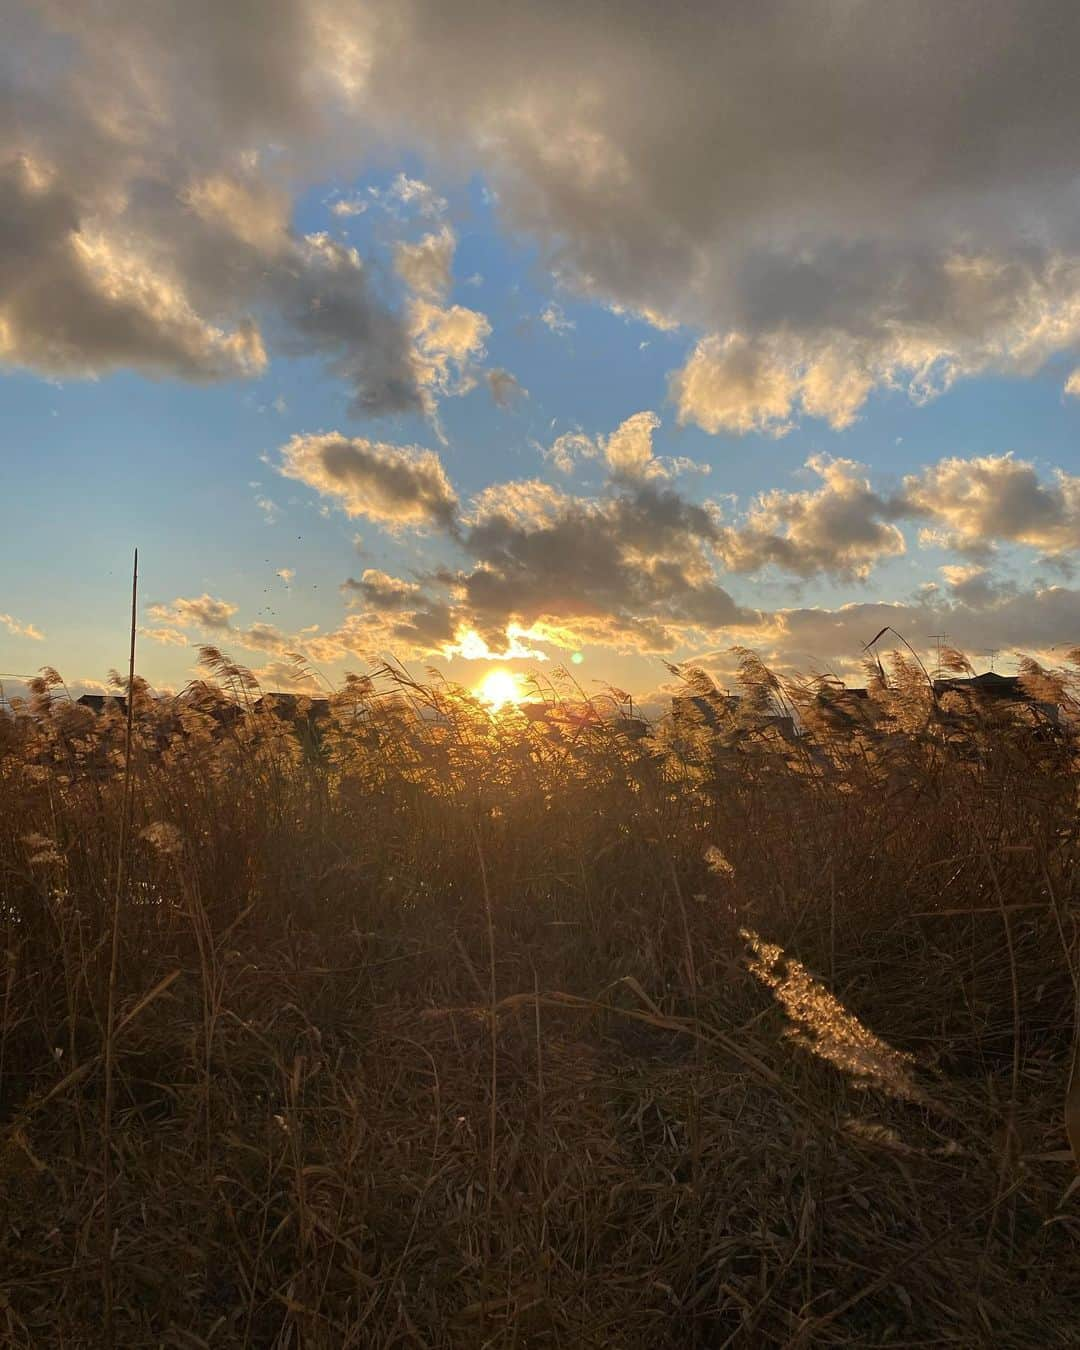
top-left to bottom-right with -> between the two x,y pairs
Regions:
476,668 -> 525,709
449,625 -> 550,662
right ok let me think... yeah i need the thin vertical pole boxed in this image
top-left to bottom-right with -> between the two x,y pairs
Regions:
103,547 -> 138,1347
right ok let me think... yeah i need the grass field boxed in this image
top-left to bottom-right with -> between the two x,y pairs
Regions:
1,647 -> 1078,1347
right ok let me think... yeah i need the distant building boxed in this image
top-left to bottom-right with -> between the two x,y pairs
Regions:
254,693 -> 331,722
933,671 -> 1060,723
253,694 -> 332,754
76,694 -> 127,715
805,684 -> 875,733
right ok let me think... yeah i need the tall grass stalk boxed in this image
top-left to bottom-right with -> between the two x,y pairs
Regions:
0,642 -> 1078,1345
101,547 -> 138,1349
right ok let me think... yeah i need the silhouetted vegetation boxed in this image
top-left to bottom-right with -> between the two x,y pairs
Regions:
1,644 -> 1078,1346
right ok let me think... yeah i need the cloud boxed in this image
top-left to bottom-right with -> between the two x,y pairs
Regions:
369,173 -> 448,219
336,568 -> 457,656
486,367 -> 526,407
142,599 -> 302,663
751,583 -> 1080,676
901,453 -> 1080,557
0,157 -> 266,382
145,599 -> 297,658
389,223 -> 495,410
346,2 -> 1080,427
341,568 -> 421,608
466,478 -> 573,530
671,331 -> 897,437
144,596 -> 303,660
136,483 -> 1080,678
604,410 -> 661,481
668,258 -> 1080,436
279,232 -> 423,415
453,478 -> 759,655
147,594 -> 238,631
312,573 -> 457,661
408,299 -> 491,399
263,442 -> 1080,666
296,472 -> 763,663
277,432 -> 458,530
540,304 -> 574,336
714,451 -> 1080,580
545,411 -> 707,482
140,627 -> 189,647
437,450 -> 1080,657
671,334 -> 802,437
16,2 -> 1080,424
546,430 -> 599,475
719,456 -> 908,581
0,612 -> 44,640
939,564 -> 1013,608
394,226 -> 456,301
238,622 -> 294,654
330,197 -> 367,218
0,13 -> 422,413
1037,553 -> 1078,580
251,658 -> 321,693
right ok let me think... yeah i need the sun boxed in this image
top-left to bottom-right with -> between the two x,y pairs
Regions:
476,669 -> 524,710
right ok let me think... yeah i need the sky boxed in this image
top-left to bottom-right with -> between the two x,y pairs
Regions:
6,0 -> 1080,704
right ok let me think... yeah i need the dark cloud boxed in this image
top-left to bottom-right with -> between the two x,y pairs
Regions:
278,432 -> 459,530
303,471 -> 762,660
901,453 -> 1080,556
309,573 -> 456,661
159,571 -> 1080,679
453,478 -> 758,653
719,456 -> 908,581
238,622 -> 294,654
11,1 -> 1080,424
0,2 -> 421,411
486,367 -> 526,408
285,435 -> 1080,659
756,583 -> 1080,674
341,569 -> 422,609
715,452 -> 1080,579
939,565 -> 1015,609
0,157 -> 266,379
351,0 -> 1080,428
274,234 -> 423,417
146,459 -> 1080,670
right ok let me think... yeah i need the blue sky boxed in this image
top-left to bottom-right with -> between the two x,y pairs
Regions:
6,2 -> 1080,702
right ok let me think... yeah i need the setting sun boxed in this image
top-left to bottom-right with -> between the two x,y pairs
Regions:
476,669 -> 524,709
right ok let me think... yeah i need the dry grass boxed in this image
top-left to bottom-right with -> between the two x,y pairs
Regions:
1,646 -> 1078,1346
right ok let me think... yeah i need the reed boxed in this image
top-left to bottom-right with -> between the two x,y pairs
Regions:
0,645 -> 1077,1345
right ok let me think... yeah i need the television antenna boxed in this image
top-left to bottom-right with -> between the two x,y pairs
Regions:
928,633 -> 949,678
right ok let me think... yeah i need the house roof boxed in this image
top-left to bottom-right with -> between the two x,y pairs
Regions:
76,694 -> 127,713
933,672 -> 1025,699
254,693 -> 331,719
